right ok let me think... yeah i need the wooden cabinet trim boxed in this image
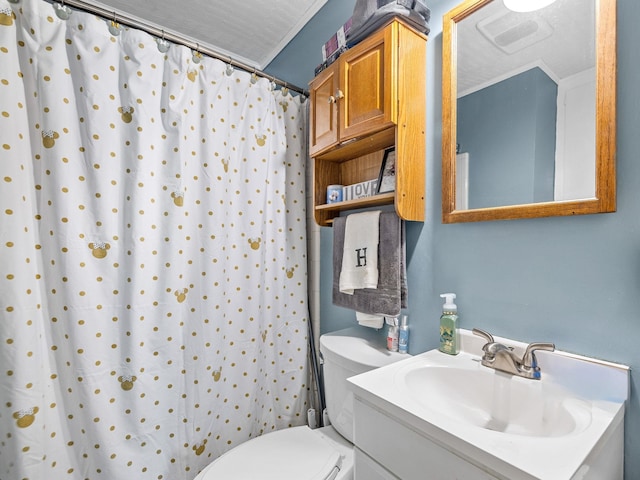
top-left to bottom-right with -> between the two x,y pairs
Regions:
310,19 -> 427,226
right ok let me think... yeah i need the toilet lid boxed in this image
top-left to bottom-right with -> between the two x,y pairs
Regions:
197,426 -> 342,480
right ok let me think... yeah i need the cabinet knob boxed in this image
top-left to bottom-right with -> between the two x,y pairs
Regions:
335,89 -> 344,100
328,95 -> 336,104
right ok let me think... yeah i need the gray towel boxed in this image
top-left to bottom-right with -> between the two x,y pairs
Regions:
332,212 -> 407,316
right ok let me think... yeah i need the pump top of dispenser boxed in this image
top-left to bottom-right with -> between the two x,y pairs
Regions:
440,293 -> 457,314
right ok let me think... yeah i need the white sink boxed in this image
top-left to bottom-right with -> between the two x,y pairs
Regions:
348,329 -> 629,479
401,364 -> 592,438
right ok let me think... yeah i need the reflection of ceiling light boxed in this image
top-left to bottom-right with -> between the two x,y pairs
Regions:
503,0 -> 557,12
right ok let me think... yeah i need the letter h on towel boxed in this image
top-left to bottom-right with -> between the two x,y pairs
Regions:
338,210 -> 380,294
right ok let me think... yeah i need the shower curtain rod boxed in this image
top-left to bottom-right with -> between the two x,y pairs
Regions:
51,0 -> 309,96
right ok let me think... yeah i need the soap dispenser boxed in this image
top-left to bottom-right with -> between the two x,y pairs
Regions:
439,293 -> 459,355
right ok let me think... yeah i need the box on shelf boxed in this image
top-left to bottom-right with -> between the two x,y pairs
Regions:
316,17 -> 353,75
343,178 -> 378,201
322,34 -> 339,62
322,17 -> 353,61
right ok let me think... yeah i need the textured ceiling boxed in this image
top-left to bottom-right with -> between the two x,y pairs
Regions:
457,0 -> 594,96
86,0 -> 328,69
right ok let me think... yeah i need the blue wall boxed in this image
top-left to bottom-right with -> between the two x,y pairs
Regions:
265,0 -> 357,91
266,0 -> 640,475
458,67 -> 557,208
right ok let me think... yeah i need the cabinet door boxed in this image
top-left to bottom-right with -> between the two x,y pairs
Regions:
309,63 -> 339,156
340,24 -> 395,141
355,448 -> 400,480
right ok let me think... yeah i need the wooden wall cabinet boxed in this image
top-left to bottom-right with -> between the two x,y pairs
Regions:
309,18 -> 427,226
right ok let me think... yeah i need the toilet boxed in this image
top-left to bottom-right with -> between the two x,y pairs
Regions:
194,326 -> 407,480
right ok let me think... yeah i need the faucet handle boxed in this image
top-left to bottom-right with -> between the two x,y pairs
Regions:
472,328 -> 494,345
522,342 -> 555,367
521,342 -> 555,379
472,329 -> 503,358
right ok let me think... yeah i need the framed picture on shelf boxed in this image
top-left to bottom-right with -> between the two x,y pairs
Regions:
376,147 -> 396,193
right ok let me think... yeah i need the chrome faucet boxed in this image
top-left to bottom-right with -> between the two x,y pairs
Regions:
472,328 -> 555,380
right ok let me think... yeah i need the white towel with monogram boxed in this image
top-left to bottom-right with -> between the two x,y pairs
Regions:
339,211 -> 380,295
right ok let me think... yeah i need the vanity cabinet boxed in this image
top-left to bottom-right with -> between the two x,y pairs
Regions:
349,331 -> 628,480
353,398 -> 498,480
309,18 -> 426,226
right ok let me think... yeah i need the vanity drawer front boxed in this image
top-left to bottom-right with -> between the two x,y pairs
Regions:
354,447 -> 400,480
353,397 -> 499,480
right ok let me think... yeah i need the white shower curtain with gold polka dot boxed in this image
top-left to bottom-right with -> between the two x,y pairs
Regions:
0,0 -> 310,478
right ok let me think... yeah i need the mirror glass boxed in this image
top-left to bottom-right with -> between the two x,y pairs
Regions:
442,0 -> 616,223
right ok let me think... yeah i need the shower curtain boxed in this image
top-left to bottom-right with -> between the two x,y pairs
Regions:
0,0 -> 309,478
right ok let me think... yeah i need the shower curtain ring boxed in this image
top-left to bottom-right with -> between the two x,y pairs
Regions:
192,43 -> 202,64
225,57 -> 234,76
157,29 -> 170,53
107,10 -> 121,36
54,0 -> 72,19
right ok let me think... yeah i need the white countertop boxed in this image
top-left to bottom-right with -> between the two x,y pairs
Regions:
348,329 -> 629,479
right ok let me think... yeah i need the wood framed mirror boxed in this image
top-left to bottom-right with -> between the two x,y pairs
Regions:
442,0 -> 616,223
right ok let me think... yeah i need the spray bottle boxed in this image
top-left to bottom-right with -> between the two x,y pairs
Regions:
386,317 -> 399,352
398,315 -> 409,354
439,293 -> 459,355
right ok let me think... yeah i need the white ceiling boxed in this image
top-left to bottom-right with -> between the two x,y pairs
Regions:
85,0 -> 328,69
457,0 -> 594,96
74,0 -> 592,94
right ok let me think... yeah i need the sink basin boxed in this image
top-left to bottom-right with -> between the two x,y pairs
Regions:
401,365 -> 592,437
348,329 -> 628,479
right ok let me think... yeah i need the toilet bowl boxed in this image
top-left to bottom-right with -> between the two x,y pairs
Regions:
193,326 -> 407,480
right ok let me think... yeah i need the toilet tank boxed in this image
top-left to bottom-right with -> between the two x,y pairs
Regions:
319,327 -> 407,442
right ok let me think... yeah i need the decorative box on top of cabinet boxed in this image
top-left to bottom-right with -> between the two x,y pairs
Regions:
309,18 -> 426,226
